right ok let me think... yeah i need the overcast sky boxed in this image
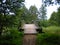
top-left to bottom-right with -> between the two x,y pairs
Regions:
24,0 -> 59,19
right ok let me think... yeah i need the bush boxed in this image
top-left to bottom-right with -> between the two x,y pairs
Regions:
0,28 -> 23,45
36,33 -> 60,45
43,26 -> 60,34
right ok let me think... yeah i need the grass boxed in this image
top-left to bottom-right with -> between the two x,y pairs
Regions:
37,33 -> 60,45
43,26 -> 60,34
36,26 -> 60,45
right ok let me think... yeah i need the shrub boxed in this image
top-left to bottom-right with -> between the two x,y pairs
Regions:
0,28 -> 23,45
43,26 -> 60,34
36,33 -> 60,45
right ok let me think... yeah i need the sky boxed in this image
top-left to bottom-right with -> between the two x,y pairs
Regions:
24,0 -> 59,19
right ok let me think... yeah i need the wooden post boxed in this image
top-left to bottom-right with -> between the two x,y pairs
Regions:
22,24 -> 37,45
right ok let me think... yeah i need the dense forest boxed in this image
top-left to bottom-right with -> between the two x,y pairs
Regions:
0,0 -> 60,45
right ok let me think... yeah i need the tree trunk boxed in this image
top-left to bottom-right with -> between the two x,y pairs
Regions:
0,25 -> 3,36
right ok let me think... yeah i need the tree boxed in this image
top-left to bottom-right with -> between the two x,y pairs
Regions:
49,12 -> 57,25
19,5 -> 39,24
0,0 -> 24,35
49,7 -> 60,26
20,5 -> 30,23
42,0 -> 60,6
0,0 -> 24,15
38,4 -> 47,27
29,5 -> 38,23
39,4 -> 47,20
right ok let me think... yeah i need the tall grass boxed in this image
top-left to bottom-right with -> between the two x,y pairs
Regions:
0,27 -> 24,45
36,33 -> 60,45
36,26 -> 60,45
43,26 -> 60,34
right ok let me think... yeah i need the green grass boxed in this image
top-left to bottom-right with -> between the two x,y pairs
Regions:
36,26 -> 60,45
43,26 -> 60,34
37,33 -> 60,45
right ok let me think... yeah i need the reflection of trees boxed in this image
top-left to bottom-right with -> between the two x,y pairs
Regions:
23,35 -> 36,45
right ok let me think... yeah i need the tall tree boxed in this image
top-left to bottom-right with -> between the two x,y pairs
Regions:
19,5 -> 39,24
0,0 -> 24,35
29,5 -> 38,23
39,4 -> 47,20
19,5 -> 38,24
21,5 -> 29,22
42,0 -> 60,6
49,7 -> 60,26
0,0 -> 24,15
49,12 -> 58,26
38,4 -> 47,27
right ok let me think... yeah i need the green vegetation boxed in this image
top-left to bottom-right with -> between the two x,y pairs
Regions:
0,0 -> 60,45
37,33 -> 60,45
49,7 -> 60,26
36,25 -> 60,45
36,26 -> 60,45
0,26 -> 60,45
0,28 -> 23,45
43,26 -> 60,34
43,0 -> 60,6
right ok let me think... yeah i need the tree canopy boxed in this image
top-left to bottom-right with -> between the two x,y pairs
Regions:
20,5 -> 38,24
39,4 -> 47,20
42,0 -> 60,6
49,7 -> 60,26
0,0 -> 24,15
0,0 -> 24,35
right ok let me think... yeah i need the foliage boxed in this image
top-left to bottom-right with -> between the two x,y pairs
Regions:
29,6 -> 38,23
36,26 -> 60,45
0,14 -> 16,35
49,7 -> 60,26
43,26 -> 60,34
38,4 -> 47,27
42,0 -> 60,6
36,33 -> 60,45
39,4 -> 47,20
0,28 -> 23,45
0,0 -> 24,15
0,0 -> 25,35
20,5 -> 30,23
49,12 -> 58,26
20,5 -> 38,24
